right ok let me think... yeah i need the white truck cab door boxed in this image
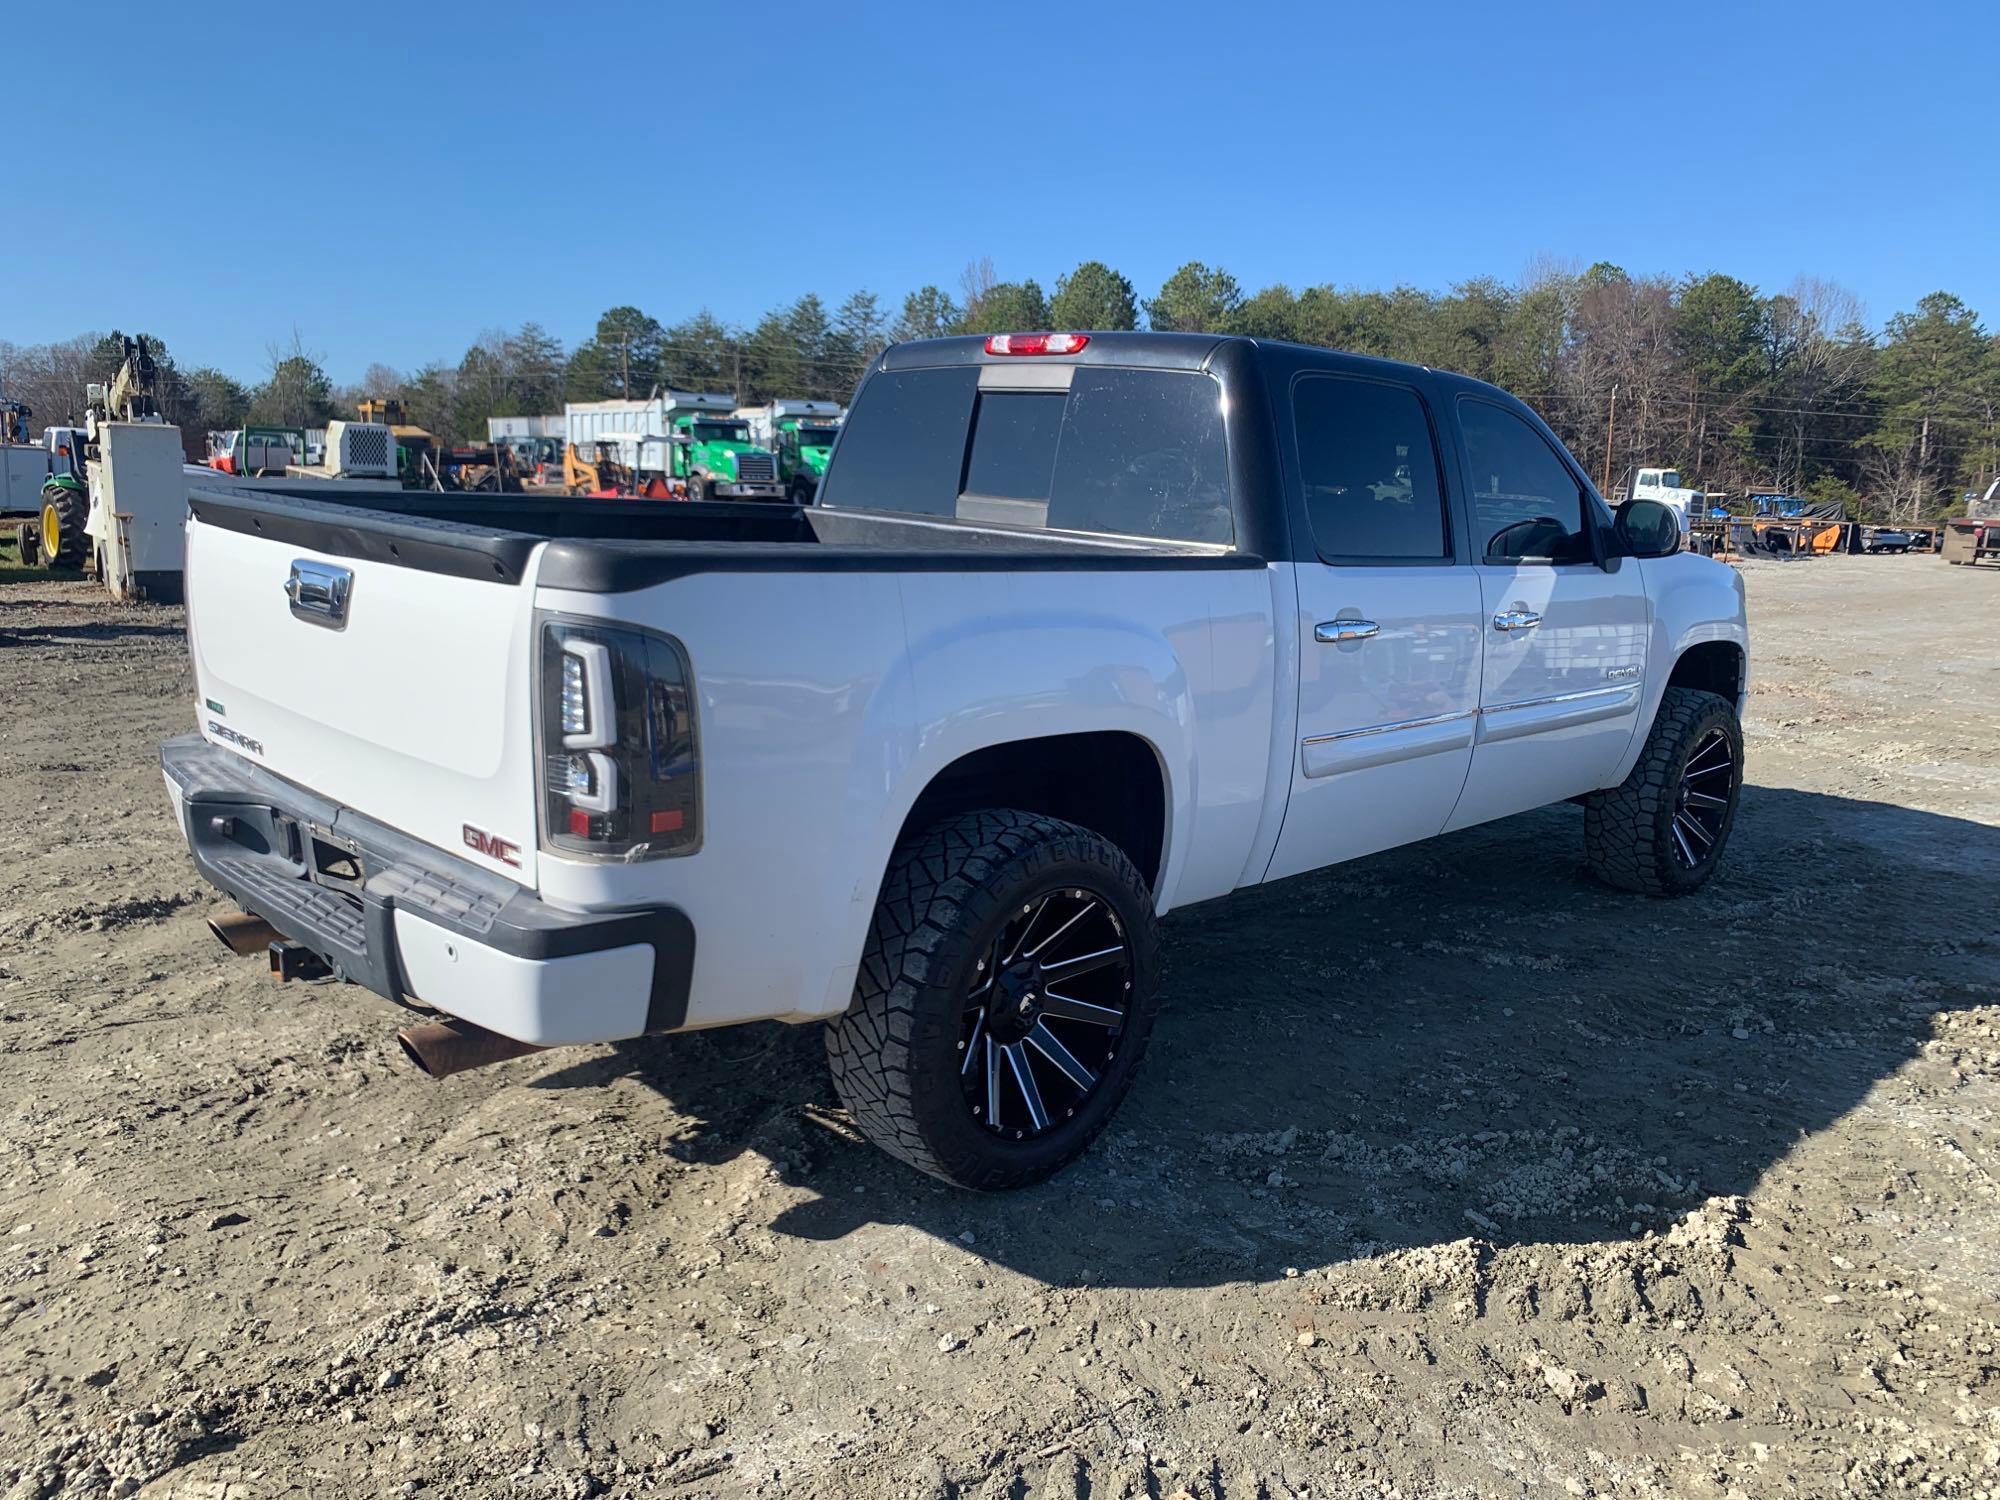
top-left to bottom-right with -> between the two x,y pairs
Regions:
1445,398 -> 1649,832
1265,375 -> 1484,882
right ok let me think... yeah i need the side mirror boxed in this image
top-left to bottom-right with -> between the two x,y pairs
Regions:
1615,498 -> 1681,558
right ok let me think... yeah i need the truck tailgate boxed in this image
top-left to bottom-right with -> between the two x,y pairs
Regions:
186,515 -> 543,885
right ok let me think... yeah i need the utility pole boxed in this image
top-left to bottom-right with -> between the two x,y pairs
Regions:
1917,412 -> 1932,526
1602,383 -> 1619,496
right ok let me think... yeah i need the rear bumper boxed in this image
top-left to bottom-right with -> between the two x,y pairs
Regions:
159,733 -> 694,1045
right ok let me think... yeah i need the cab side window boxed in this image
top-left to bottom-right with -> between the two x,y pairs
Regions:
1293,376 -> 1449,561
1457,398 -> 1593,564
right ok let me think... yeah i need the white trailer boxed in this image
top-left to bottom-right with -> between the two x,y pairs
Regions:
1,444 -> 51,517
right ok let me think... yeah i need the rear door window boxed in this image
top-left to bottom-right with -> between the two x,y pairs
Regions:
1292,376 -> 1449,561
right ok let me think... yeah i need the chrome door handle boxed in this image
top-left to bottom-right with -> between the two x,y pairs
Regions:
1315,619 -> 1380,644
1493,609 -> 1542,632
284,558 -> 353,629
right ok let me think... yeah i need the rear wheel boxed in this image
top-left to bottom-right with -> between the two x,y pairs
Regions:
1584,687 -> 1742,896
826,810 -> 1163,1190
40,485 -> 87,570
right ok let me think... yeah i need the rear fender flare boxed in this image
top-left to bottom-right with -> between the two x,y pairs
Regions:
813,610 -> 1194,1017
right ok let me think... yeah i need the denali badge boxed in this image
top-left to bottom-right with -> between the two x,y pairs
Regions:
207,720 -> 264,756
463,824 -> 522,867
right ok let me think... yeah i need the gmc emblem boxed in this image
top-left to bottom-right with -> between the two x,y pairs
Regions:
463,824 -> 521,867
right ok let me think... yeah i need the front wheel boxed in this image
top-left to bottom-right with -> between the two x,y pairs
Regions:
686,474 -> 710,504
827,810 -> 1163,1190
1584,687 -> 1742,896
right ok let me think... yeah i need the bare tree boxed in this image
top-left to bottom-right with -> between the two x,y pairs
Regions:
957,257 -> 999,331
1860,434 -> 1928,526
0,333 -> 103,432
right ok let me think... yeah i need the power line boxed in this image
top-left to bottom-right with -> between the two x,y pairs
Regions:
1520,388 -> 1997,423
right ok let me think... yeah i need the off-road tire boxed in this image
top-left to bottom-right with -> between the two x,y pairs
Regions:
1584,686 -> 1742,896
40,485 -> 87,570
13,521 -> 38,566
826,810 -> 1163,1190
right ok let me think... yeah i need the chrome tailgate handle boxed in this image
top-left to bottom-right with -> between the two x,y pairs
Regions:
1315,619 -> 1381,644
284,559 -> 353,629
1493,609 -> 1542,632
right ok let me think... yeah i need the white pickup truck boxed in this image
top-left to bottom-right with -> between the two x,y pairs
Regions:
163,332 -> 1748,1189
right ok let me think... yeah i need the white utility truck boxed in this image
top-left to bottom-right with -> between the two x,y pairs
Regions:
1630,466 -> 1706,532
162,333 -> 1750,1189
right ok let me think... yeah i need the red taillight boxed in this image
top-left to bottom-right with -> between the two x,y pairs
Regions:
985,332 -> 1090,356
540,620 -> 701,861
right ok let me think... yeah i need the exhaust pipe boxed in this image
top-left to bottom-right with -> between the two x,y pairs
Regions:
396,1017 -> 546,1079
209,911 -> 280,956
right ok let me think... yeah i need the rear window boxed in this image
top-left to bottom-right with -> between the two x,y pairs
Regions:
964,392 -> 1063,503
819,365 -> 1231,546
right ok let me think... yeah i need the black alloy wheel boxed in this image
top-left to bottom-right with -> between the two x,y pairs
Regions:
1670,727 -> 1733,870
958,885 -> 1133,1140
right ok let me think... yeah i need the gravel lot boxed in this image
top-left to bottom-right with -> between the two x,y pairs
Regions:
2,553 -> 1997,1499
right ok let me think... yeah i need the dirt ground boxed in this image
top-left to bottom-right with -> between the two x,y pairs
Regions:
2,553 -> 1998,1500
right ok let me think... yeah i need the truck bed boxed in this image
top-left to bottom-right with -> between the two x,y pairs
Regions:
185,483 -> 1259,593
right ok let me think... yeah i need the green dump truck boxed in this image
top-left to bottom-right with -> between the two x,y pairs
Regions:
563,392 -> 786,502
739,399 -> 844,503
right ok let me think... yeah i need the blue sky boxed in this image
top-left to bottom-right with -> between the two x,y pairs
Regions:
12,0 -> 1995,384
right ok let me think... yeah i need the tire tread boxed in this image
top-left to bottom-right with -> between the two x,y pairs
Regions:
826,810 -> 1160,1190
1583,686 -> 1738,896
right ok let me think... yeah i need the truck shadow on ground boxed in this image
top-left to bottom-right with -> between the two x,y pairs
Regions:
1,619 -> 187,645
537,785 -> 1999,1290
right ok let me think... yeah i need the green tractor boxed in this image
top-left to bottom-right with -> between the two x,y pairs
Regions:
38,470 -> 89,570
31,423 -> 99,570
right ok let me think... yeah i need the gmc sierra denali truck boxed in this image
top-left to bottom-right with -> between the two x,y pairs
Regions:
163,331 -> 1749,1190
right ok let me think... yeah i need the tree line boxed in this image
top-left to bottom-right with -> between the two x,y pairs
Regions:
3,258 -> 1994,520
